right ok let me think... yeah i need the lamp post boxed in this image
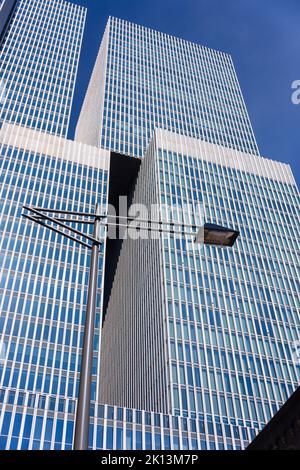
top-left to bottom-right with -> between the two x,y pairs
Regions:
23,204 -> 104,450
22,204 -> 239,450
73,204 -> 102,450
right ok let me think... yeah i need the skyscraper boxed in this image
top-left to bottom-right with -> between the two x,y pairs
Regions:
100,128 -> 300,449
76,17 -> 260,158
76,16 -> 300,450
0,0 -> 110,450
0,122 -> 109,450
0,6 -> 299,451
0,0 -> 86,137
76,18 -> 258,157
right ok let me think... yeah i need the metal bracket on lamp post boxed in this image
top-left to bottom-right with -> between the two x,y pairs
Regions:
22,204 -> 105,451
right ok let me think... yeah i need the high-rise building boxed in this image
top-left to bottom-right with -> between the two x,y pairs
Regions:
76,17 -> 260,158
0,0 -> 86,137
0,0 -> 110,450
100,128 -> 300,449
75,16 -> 300,449
0,6 -> 299,451
0,122 -> 110,450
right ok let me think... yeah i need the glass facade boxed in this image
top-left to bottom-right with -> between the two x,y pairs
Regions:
76,17 -> 259,158
100,129 -> 300,449
0,6 -> 299,451
0,0 -> 86,137
0,124 -> 110,449
78,14 -> 300,451
159,142 -> 300,428
0,400 -> 249,450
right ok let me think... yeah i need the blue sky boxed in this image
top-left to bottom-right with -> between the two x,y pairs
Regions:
69,0 -> 300,187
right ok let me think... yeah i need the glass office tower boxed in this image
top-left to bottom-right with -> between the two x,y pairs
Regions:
100,129 -> 300,449
0,7 -> 299,450
0,123 -> 110,450
0,0 -> 86,137
75,18 -> 300,449
0,0 -> 109,450
76,17 -> 259,158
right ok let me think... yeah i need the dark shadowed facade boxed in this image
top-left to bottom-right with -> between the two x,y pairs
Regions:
248,387 -> 300,450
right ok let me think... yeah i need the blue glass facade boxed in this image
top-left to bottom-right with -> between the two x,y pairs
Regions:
77,14 -> 300,451
76,17 -> 259,158
0,0 -> 86,137
0,5 -> 299,451
0,124 -> 110,449
158,142 -> 300,426
99,129 -> 300,449
0,399 -> 250,450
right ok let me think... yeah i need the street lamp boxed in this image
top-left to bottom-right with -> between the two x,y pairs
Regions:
196,223 -> 240,247
22,205 -> 239,450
